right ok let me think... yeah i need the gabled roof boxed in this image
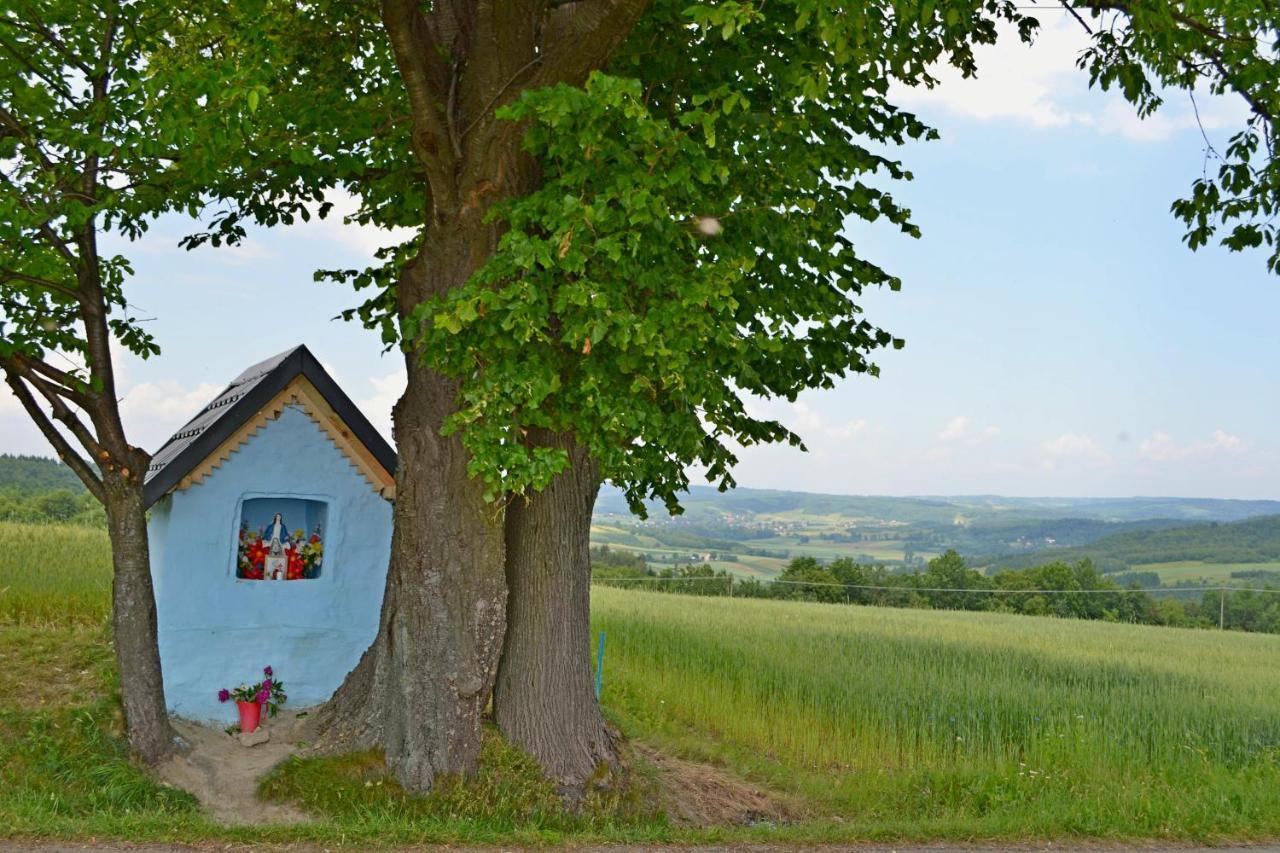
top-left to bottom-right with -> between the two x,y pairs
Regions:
143,344 -> 397,508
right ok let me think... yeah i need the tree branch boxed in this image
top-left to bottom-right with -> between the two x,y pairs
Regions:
0,268 -> 81,301
1057,1 -> 1094,35
0,104 -> 61,174
0,167 -> 78,264
1082,0 -> 1274,122
0,13 -> 93,75
1,364 -> 105,502
21,369 -> 107,462
533,0 -> 654,89
16,350 -> 91,397
0,33 -> 76,100
382,0 -> 458,202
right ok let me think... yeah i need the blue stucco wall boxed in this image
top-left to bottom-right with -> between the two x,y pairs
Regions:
148,404 -> 392,722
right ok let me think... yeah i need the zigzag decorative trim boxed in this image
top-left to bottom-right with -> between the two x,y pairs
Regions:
175,376 -> 396,500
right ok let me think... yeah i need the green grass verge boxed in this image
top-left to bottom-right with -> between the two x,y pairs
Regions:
4,521 -> 1280,844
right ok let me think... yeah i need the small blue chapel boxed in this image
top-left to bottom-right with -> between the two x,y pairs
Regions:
144,345 -> 395,722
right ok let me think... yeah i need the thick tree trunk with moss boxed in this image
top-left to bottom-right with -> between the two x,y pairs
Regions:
494,430 -> 616,792
319,228 -> 508,792
318,0 -> 653,794
102,471 -> 175,765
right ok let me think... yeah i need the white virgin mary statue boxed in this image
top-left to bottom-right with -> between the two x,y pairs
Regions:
264,513 -> 290,580
265,513 -> 289,555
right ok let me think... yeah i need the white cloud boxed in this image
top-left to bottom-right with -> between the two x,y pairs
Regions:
356,367 -> 406,442
1041,432 -> 1108,469
1138,429 -> 1245,462
0,362 -> 222,458
299,191 -> 417,258
894,15 -> 1250,142
826,418 -> 869,441
938,415 -> 971,442
119,380 -> 223,450
1210,429 -> 1245,453
776,401 -> 869,445
210,240 -> 274,266
938,415 -> 1001,443
895,16 -> 1094,128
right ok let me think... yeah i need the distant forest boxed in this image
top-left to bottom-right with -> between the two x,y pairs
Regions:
983,514 -> 1280,572
904,517 -> 1191,559
0,455 -> 100,525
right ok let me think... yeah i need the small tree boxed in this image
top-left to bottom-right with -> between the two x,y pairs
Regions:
0,0 -> 231,762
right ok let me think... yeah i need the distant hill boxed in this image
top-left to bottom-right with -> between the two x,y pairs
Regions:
981,514 -> 1280,573
0,454 -> 84,496
903,516 -> 1193,558
594,484 -> 1280,525
591,485 -> 1280,575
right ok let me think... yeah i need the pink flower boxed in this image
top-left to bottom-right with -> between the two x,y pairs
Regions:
263,665 -> 273,677
257,687 -> 270,704
261,678 -> 272,691
218,688 -> 230,703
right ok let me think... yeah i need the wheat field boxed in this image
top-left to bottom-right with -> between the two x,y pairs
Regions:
0,522 -> 111,625
592,585 -> 1280,834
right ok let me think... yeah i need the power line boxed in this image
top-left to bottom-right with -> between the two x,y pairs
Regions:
594,575 -> 1280,595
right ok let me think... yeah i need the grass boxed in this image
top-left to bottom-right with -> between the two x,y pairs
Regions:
1137,560 -> 1280,585
593,587 -> 1280,839
0,522 -> 111,625
3,520 -> 1280,844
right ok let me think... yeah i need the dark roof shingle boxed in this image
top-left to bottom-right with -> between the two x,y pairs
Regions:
143,344 -> 396,507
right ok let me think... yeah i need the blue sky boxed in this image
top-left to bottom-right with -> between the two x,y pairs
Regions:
3,16 -> 1277,499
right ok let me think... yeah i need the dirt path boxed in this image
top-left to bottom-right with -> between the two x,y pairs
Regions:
155,715 -> 314,825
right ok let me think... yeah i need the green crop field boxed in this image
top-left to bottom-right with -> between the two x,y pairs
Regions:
744,535 -> 931,563
1135,560 -> 1280,585
3,520 -> 1280,843
0,522 -> 112,625
596,589 -> 1280,837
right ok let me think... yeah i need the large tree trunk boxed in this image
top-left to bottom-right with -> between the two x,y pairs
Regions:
319,230 -> 508,793
102,473 -> 175,765
319,0 -> 654,795
494,430 -> 616,793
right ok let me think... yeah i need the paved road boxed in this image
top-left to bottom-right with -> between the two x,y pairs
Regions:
4,844 -> 1280,852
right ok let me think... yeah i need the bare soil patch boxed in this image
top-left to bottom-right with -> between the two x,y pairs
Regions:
157,714 -> 314,825
634,743 -> 795,827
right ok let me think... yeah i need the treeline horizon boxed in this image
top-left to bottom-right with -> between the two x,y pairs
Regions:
0,455 -> 101,526
981,514 -> 1280,572
591,546 -> 1280,635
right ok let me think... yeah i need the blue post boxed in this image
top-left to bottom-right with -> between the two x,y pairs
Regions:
594,631 -> 607,700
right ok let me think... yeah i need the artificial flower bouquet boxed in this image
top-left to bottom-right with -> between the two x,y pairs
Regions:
237,524 -> 324,580
218,665 -> 287,717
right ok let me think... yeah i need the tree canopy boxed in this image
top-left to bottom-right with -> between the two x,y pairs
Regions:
0,0 -> 224,493
175,0 -> 1279,516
